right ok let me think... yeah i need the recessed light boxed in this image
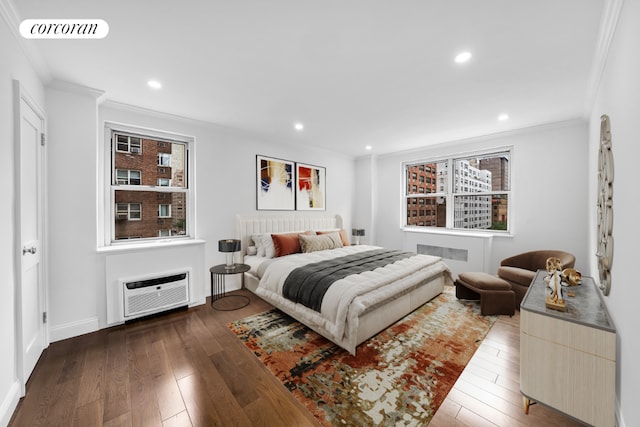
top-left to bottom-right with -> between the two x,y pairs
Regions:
147,80 -> 162,89
294,123 -> 304,131
498,113 -> 509,121
454,52 -> 472,64
365,145 -> 372,151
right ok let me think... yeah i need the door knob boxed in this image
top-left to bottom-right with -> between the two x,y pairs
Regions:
22,246 -> 37,255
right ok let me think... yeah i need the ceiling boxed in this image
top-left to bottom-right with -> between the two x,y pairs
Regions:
13,0 -> 605,157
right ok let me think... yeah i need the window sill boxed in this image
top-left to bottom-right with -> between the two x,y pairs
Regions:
97,238 -> 206,255
402,227 -> 513,238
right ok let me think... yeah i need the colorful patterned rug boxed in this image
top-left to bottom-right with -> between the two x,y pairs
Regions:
227,289 -> 495,426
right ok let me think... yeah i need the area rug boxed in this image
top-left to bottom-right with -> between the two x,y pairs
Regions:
227,289 -> 495,426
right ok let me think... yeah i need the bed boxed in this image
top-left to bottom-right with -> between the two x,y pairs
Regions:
235,214 -> 452,355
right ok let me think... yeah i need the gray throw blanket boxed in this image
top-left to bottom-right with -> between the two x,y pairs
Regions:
282,249 -> 415,311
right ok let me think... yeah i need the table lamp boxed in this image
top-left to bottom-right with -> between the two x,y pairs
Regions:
219,239 -> 241,270
352,229 -> 365,245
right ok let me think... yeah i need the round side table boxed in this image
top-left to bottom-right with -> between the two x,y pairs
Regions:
209,263 -> 251,311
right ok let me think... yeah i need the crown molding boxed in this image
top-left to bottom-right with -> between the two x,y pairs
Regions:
48,79 -> 106,101
584,0 -> 625,115
376,117 -> 588,159
0,0 -> 52,82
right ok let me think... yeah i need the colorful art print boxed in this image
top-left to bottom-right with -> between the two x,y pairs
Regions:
256,155 -> 295,210
296,163 -> 325,211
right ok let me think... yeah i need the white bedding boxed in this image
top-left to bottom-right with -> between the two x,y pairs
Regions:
254,245 -> 451,352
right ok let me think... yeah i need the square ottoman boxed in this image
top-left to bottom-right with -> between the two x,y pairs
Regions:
455,272 -> 515,316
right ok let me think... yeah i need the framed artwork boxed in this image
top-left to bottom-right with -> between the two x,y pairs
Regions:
256,155 -> 295,210
296,162 -> 326,211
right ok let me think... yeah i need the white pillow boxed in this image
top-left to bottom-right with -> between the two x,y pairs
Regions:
246,245 -> 257,256
251,233 -> 276,258
251,234 -> 266,257
262,234 -> 276,258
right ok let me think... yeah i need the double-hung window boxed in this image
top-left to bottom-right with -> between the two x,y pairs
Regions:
404,148 -> 512,232
105,124 -> 193,244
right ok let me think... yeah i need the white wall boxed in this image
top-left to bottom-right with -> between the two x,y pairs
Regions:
40,98 -> 355,338
353,155 -> 376,245
46,83 -> 103,340
370,120 -> 590,278
588,1 -> 640,425
0,11 -> 46,426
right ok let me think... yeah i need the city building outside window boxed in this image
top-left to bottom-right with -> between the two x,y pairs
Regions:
404,149 -> 511,232
107,126 -> 192,243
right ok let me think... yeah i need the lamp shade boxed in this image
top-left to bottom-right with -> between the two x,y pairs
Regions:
352,229 -> 365,236
218,239 -> 241,253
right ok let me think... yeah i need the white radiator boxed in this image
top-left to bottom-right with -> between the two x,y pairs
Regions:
123,272 -> 189,318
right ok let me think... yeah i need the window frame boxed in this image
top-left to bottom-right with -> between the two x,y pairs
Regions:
402,146 -> 513,235
101,122 -> 195,247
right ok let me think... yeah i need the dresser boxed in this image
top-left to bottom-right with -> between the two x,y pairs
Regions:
520,270 -> 616,427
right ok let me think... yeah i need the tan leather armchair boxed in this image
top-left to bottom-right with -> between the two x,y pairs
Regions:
498,250 -> 576,306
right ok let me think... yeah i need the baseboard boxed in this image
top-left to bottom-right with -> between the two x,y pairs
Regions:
49,317 -> 100,342
616,397 -> 626,427
0,380 -> 20,427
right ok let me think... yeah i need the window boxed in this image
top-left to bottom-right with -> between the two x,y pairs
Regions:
404,149 -> 511,232
158,153 -> 171,166
116,134 -> 142,154
106,125 -> 192,244
116,203 -> 141,220
116,169 -> 141,185
158,204 -> 171,218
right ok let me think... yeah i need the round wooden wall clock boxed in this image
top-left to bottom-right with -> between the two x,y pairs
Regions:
596,114 -> 613,296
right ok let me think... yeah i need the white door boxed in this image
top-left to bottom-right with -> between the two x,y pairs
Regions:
15,81 -> 47,392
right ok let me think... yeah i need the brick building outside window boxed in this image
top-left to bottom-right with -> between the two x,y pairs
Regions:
112,133 -> 187,241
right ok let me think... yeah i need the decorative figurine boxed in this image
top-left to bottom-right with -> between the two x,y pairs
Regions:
544,257 -> 567,311
561,268 -> 582,286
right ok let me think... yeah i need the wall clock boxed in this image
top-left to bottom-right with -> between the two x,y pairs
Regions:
596,114 -> 613,296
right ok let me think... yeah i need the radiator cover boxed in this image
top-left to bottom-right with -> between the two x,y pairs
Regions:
123,272 -> 189,318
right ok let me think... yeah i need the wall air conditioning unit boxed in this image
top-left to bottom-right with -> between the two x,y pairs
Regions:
116,213 -> 128,220
123,272 -> 189,319
130,147 -> 141,154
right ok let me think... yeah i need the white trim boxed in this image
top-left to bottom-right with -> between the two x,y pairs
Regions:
13,80 -> 49,398
584,0 -> 625,115
47,79 -> 106,100
378,118 -> 585,160
0,0 -> 51,80
96,238 -> 205,255
0,380 -> 20,427
616,395 -> 626,427
101,121 -> 195,247
402,146 -> 513,234
48,317 -> 100,343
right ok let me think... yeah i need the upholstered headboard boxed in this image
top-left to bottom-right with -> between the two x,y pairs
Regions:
235,213 -> 343,255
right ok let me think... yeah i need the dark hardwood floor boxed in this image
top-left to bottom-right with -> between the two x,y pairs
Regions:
9,289 -> 584,426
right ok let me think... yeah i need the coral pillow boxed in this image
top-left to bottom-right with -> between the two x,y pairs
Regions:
272,232 -> 304,257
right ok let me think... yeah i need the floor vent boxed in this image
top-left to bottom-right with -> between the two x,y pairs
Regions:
123,272 -> 189,318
